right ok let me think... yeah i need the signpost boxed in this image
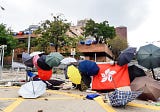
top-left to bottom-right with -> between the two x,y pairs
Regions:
71,48 -> 76,58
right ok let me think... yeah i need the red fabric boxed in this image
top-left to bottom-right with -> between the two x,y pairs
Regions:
92,64 -> 130,90
38,69 -> 52,81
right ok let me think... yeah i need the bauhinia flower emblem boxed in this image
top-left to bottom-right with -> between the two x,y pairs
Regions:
101,69 -> 116,82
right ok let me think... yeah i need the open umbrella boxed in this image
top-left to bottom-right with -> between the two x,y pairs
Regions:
37,68 -> 52,81
130,76 -> 160,101
45,52 -> 64,68
60,57 -> 77,64
22,52 -> 34,67
78,60 -> 99,76
67,65 -> 81,84
18,81 -> 46,98
137,44 -> 160,79
37,55 -> 52,70
108,89 -> 142,107
128,65 -> 146,82
117,47 -> 137,66
30,51 -> 44,57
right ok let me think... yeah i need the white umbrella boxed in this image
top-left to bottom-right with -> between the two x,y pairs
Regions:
30,51 -> 44,57
18,81 -> 46,98
60,57 -> 77,64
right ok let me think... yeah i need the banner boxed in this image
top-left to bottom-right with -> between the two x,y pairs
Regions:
92,64 -> 130,90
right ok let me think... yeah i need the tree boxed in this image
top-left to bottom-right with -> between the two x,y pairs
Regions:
35,14 -> 71,53
107,36 -> 128,60
83,19 -> 116,43
0,24 -> 18,55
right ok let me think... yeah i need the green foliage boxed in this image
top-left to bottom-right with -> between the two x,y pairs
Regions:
0,24 -> 18,55
108,36 -> 128,60
83,19 -> 116,43
35,14 -> 71,53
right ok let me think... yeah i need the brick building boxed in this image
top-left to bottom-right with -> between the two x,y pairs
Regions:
115,26 -> 127,40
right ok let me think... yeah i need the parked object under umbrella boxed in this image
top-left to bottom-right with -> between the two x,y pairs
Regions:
18,80 -> 46,98
130,76 -> 160,101
78,60 -> 99,76
117,47 -> 137,66
137,44 -> 160,80
60,57 -> 77,65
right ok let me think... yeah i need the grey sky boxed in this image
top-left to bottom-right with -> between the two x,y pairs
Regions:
1,0 -> 159,47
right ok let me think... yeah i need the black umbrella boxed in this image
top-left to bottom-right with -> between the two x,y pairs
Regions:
37,55 -> 52,70
137,44 -> 160,79
128,65 -> 146,82
117,47 -> 137,66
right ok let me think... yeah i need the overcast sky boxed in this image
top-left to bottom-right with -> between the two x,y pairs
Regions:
1,0 -> 160,48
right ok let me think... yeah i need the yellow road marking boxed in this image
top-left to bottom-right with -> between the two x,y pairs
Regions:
128,102 -> 160,110
1,87 -> 160,111
38,97 -> 77,100
0,86 -> 20,88
94,96 -> 116,112
47,90 -> 84,99
3,98 -> 24,112
0,98 -> 18,100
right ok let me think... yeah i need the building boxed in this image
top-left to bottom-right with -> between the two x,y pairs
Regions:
66,26 -> 84,37
7,23 -> 127,64
77,43 -> 113,62
115,26 -> 127,40
77,19 -> 88,27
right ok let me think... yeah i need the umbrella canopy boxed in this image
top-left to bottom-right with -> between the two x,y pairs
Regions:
78,60 -> 99,76
37,55 -> 52,70
18,81 -> 46,98
37,68 -> 52,81
108,89 -> 142,107
60,57 -> 77,64
137,44 -> 160,69
67,65 -> 81,84
130,76 -> 160,101
26,70 -> 37,78
32,54 -> 40,68
22,52 -> 34,67
117,47 -> 137,66
45,52 -> 64,68
128,65 -> 146,82
30,51 -> 44,57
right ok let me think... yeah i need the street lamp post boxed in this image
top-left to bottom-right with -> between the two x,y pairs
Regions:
0,45 -> 7,68
0,45 -> 7,80
27,33 -> 31,53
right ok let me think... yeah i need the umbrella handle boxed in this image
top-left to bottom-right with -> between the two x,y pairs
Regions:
31,81 -> 35,95
112,78 -> 117,89
151,69 -> 156,80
